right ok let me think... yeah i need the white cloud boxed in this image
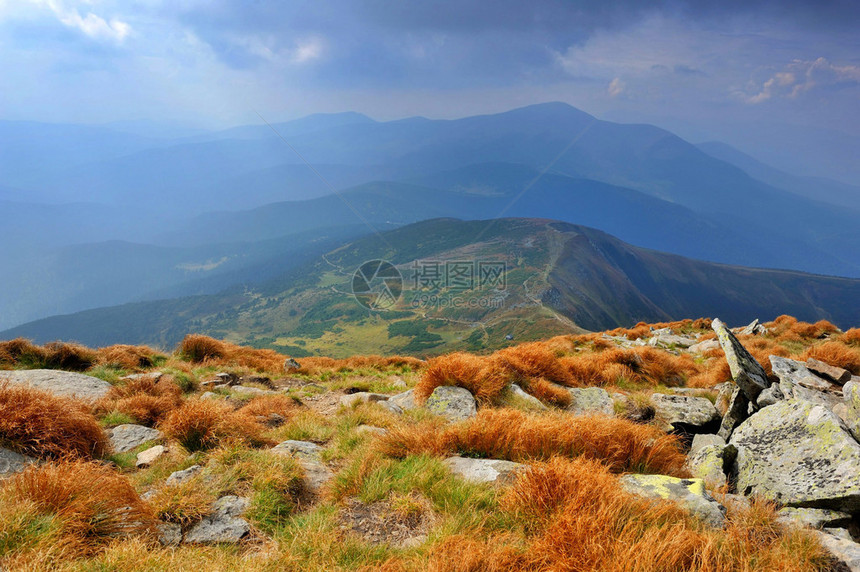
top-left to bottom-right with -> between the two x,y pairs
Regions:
31,0 -> 131,42
291,36 -> 324,64
607,77 -> 625,97
746,57 -> 860,104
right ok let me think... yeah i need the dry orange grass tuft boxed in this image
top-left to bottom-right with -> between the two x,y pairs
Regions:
843,328 -> 860,347
4,461 -> 156,557
0,339 -> 99,371
159,399 -> 269,451
802,341 -> 860,375
517,377 -> 571,407
560,347 -> 698,388
0,382 -> 109,459
494,342 -> 574,386
237,394 -> 302,420
95,344 -> 162,370
95,377 -> 183,427
416,352 -> 508,403
295,354 -> 424,376
425,534 -> 531,572
177,334 -> 286,372
491,457 -> 829,572
379,409 -> 688,476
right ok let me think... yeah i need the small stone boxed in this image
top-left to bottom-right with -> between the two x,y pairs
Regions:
165,465 -> 203,487
444,456 -> 527,486
109,424 -> 162,453
200,391 -> 220,400
355,425 -> 387,437
136,445 -> 167,468
755,384 -> 784,408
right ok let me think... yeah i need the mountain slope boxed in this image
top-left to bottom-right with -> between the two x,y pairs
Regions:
4,218 -> 859,354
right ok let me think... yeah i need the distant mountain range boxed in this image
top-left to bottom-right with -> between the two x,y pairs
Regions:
4,218 -> 858,355
2,102 -> 859,334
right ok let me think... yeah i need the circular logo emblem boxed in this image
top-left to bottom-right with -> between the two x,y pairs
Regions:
352,260 -> 403,310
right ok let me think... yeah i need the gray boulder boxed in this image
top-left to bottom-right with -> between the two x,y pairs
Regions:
843,381 -> 860,442
0,447 -> 36,478
711,318 -> 768,401
687,444 -> 731,490
1,369 -> 112,401
379,401 -> 404,415
619,474 -> 726,528
737,319 -> 768,336
389,389 -> 417,411
776,507 -> 852,529
651,393 -> 720,431
425,386 -> 477,422
567,387 -> 614,416
109,424 -> 162,453
690,434 -> 726,456
813,530 -> 860,572
731,399 -> 860,511
444,456 -> 526,486
770,356 -> 842,407
717,385 -> 749,440
755,384 -> 784,408
184,496 -> 250,544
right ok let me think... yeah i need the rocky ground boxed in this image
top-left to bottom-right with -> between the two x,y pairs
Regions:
1,316 -> 860,570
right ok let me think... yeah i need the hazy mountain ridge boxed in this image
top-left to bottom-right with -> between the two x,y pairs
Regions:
4,218 -> 858,354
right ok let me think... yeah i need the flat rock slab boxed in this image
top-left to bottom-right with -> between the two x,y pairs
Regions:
807,358 -> 852,385
771,356 -> 842,406
157,522 -> 182,547
0,447 -> 36,478
444,456 -> 526,486
1,369 -> 112,401
651,393 -> 720,430
567,387 -> 614,416
503,384 -> 547,410
712,319 -> 768,401
109,424 -> 162,453
731,399 -> 860,511
184,496 -> 250,544
619,474 -> 726,528
425,386 -> 477,422
687,444 -> 728,490
687,339 -> 721,354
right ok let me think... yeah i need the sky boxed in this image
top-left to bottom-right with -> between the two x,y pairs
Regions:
1,0 -> 859,181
